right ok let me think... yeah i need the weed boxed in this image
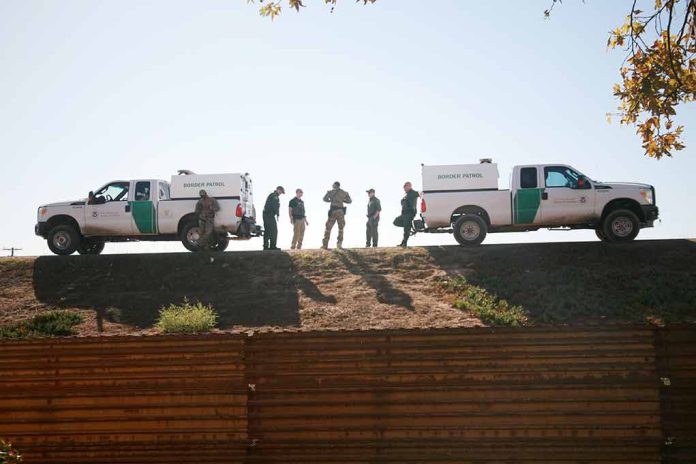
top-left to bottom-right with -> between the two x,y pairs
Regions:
156,299 -> 217,334
437,276 -> 528,326
0,311 -> 83,339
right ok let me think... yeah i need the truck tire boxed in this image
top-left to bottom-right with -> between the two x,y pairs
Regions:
212,235 -> 229,252
180,221 -> 204,252
77,240 -> 105,255
47,225 -> 81,255
453,214 -> 487,246
602,209 -> 640,242
595,228 -> 609,242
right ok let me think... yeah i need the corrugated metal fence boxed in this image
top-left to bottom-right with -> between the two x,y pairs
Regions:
1,327 -> 694,463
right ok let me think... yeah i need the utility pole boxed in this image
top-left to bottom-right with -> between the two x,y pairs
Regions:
3,247 -> 22,257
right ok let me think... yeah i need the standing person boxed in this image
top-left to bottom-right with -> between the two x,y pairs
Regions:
365,188 -> 381,247
289,188 -> 308,250
263,186 -> 284,250
321,181 -> 352,250
195,189 -> 220,250
398,182 -> 419,247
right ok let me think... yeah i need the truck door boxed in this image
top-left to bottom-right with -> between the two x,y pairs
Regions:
84,181 -> 133,235
513,167 -> 544,225
539,165 -> 595,225
129,180 -> 158,234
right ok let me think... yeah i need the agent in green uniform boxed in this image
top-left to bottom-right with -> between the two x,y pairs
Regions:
398,182 -> 419,247
194,189 -> 220,250
263,186 -> 284,250
365,188 -> 381,247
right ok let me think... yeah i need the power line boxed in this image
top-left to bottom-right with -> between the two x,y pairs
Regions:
2,247 -> 22,257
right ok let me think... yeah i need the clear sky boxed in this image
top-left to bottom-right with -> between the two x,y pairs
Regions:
1,0 -> 694,256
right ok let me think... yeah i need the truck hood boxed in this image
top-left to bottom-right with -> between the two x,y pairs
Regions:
42,199 -> 86,207
594,182 -> 652,190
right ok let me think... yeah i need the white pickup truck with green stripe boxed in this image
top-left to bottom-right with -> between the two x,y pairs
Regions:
35,172 -> 259,255
416,161 -> 659,246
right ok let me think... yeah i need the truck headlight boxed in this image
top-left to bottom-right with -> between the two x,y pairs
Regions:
38,207 -> 47,217
640,188 -> 653,205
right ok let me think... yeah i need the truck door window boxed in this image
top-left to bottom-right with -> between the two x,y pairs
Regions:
520,167 -> 538,188
135,181 -> 151,201
544,166 -> 590,189
95,182 -> 129,202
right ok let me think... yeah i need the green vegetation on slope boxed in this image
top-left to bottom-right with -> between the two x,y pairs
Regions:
0,311 -> 83,339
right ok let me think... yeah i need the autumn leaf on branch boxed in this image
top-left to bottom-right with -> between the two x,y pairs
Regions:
604,0 -> 696,159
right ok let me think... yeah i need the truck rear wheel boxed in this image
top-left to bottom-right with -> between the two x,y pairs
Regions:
78,239 -> 105,255
453,215 -> 487,246
181,221 -> 204,252
602,209 -> 640,242
47,225 -> 81,255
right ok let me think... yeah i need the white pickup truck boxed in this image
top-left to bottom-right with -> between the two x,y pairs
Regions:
414,161 -> 659,245
35,171 -> 260,255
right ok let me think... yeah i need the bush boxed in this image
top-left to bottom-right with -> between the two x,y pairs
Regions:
437,276 -> 528,327
156,299 -> 217,334
0,438 -> 22,463
0,311 -> 83,339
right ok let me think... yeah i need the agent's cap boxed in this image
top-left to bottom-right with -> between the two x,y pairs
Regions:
276,186 -> 285,194
199,189 -> 207,197
366,188 -> 375,194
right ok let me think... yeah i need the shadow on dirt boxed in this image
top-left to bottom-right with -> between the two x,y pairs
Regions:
33,251 -> 301,329
424,239 -> 696,324
335,249 -> 414,310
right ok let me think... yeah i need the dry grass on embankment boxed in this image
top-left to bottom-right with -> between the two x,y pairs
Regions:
0,239 -> 694,337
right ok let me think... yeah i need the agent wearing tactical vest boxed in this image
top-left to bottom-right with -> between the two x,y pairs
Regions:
321,181 -> 352,250
263,186 -> 285,250
399,181 -> 419,247
288,188 -> 308,250
365,188 -> 381,247
194,189 -> 220,250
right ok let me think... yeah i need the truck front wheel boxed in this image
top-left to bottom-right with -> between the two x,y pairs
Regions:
453,215 -> 487,246
602,209 -> 640,242
47,225 -> 81,255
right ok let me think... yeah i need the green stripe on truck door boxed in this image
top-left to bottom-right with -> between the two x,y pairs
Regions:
514,188 -> 542,224
130,201 -> 157,234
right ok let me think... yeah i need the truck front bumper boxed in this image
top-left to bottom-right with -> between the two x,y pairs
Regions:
641,205 -> 659,227
35,222 -> 48,238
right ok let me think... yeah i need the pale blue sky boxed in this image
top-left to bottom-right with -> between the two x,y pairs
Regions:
1,0 -> 694,255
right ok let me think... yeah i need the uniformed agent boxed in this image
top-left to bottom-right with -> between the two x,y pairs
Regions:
398,182 -> 419,247
289,188 -> 308,250
263,186 -> 285,250
321,181 -> 352,250
365,188 -> 381,247
194,189 -> 220,250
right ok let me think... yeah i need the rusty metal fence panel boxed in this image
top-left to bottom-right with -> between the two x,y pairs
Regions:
245,327 -> 662,463
0,335 -> 248,463
1,327 -> 692,463
657,327 -> 696,463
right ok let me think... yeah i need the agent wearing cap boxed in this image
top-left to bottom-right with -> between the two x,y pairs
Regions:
321,181 -> 352,250
398,181 -> 419,247
194,189 -> 220,250
263,186 -> 285,250
365,188 -> 381,248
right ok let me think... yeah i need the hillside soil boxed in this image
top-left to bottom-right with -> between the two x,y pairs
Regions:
0,239 -> 694,336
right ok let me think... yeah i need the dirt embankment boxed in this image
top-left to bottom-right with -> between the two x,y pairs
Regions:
0,239 -> 694,336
